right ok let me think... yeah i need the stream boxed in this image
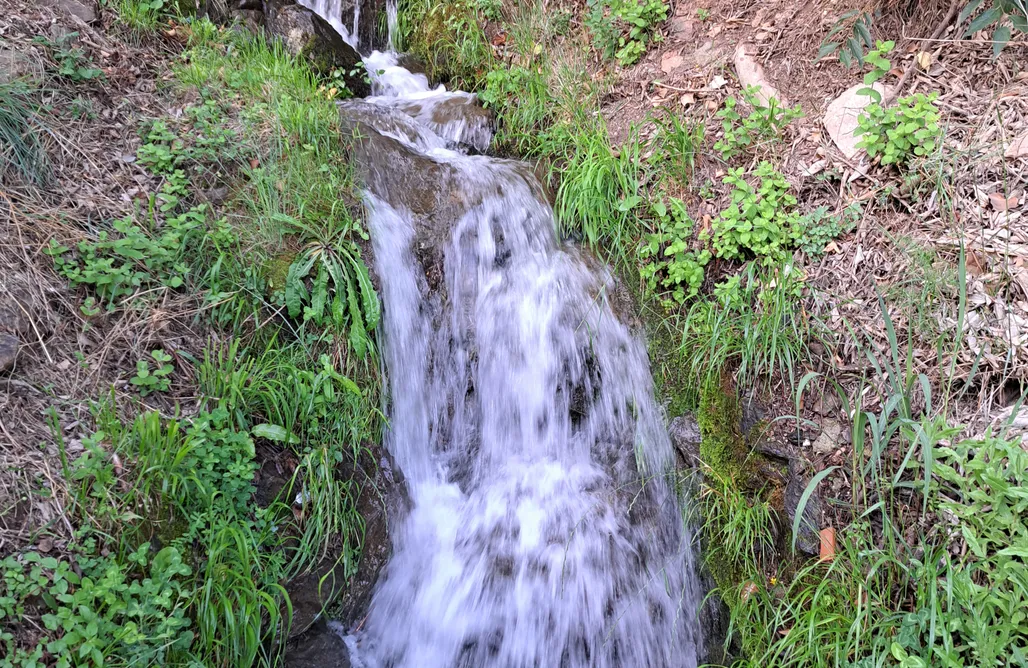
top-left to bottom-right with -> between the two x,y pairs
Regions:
301,2 -> 706,665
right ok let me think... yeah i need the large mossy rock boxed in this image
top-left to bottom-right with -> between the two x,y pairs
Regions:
263,0 -> 369,97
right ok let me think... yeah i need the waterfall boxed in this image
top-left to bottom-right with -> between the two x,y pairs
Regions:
299,4 -> 707,664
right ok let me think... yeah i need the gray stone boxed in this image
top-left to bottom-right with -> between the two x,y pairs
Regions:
0,333 -> 19,372
783,459 -> 822,556
230,8 -> 265,32
668,414 -> 702,468
40,0 -> 98,23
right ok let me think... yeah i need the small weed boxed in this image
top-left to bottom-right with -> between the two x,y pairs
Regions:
696,7 -> 711,21
818,9 -> 877,67
47,207 -> 206,308
0,81 -> 49,186
856,92 -> 943,166
959,0 -> 1028,57
586,0 -> 669,66
714,87 -> 803,159
795,203 -> 861,257
131,349 -> 174,396
855,40 -> 894,104
638,198 -> 710,307
117,0 -> 172,32
33,33 -> 104,82
710,162 -> 799,263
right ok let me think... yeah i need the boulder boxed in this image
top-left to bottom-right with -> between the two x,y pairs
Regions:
264,2 -> 368,97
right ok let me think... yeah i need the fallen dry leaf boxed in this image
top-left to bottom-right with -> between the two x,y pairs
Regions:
741,581 -> 759,601
916,51 -> 932,69
989,192 -> 1019,212
824,240 -> 840,254
1006,132 -> 1028,159
660,52 -> 684,74
680,92 -> 695,106
709,75 -> 728,90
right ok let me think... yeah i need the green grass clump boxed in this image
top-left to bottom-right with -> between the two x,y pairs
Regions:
0,81 -> 49,187
396,0 -> 494,89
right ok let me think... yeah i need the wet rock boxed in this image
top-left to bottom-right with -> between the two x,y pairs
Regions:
285,449 -> 407,644
0,333 -> 18,372
668,414 -> 702,468
783,459 -> 822,556
286,621 -> 351,668
40,0 -> 97,23
389,95 -> 494,153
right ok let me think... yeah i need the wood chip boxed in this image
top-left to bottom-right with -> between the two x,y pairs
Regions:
819,527 -> 836,562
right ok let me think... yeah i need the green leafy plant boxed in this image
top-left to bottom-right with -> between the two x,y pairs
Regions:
639,198 -> 710,307
795,203 -> 861,256
960,0 -> 1028,57
856,92 -> 942,165
697,7 -> 711,21
117,0 -> 170,32
714,87 -> 803,159
281,217 -> 381,358
47,207 -> 206,307
586,0 -> 669,66
856,40 -> 894,104
33,33 -> 104,82
710,162 -> 800,263
131,349 -> 174,396
1,546 -> 193,667
818,9 -> 878,67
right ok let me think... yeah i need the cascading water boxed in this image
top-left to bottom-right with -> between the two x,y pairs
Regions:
303,3 -> 706,665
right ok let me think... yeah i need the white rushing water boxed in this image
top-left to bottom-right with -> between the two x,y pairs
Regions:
302,2 -> 706,666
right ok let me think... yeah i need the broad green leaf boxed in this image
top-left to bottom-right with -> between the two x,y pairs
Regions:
958,0 -> 985,24
992,24 -> 1011,58
964,6 -> 1003,37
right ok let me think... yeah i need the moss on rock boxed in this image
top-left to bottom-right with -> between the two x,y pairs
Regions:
697,380 -> 746,484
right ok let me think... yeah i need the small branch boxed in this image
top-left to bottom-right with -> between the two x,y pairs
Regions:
884,0 -> 962,105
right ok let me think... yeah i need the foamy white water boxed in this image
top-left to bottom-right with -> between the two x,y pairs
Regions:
302,2 -> 706,665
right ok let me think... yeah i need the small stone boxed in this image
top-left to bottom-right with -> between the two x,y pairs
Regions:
669,17 -> 697,40
0,333 -> 18,372
661,52 -> 685,74
812,418 -> 843,455
734,43 -> 783,106
40,0 -> 98,23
